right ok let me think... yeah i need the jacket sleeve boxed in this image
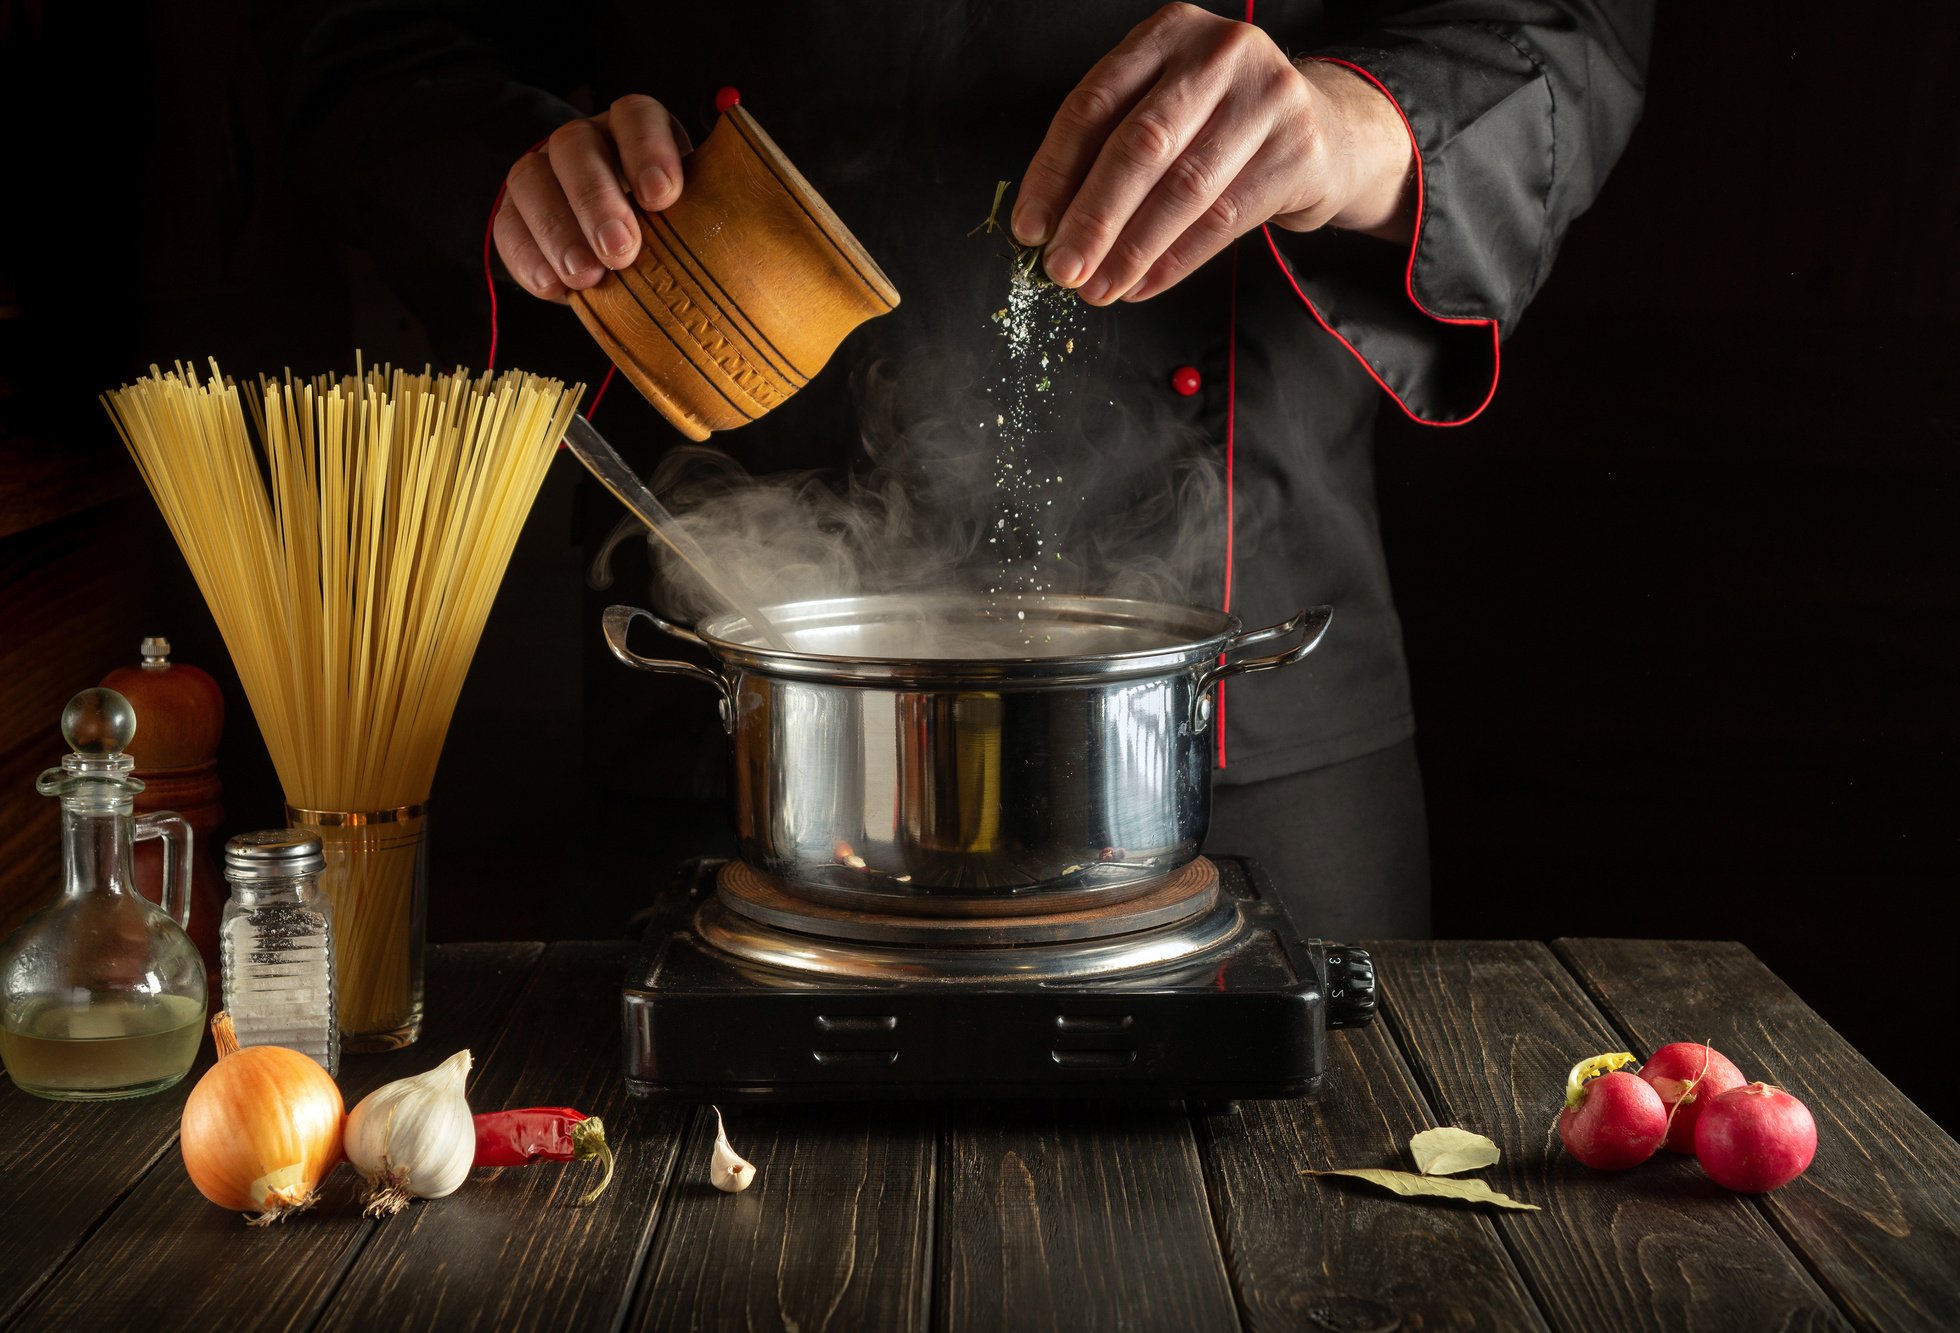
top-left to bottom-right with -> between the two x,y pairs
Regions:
283,1 -> 591,357
1268,0 -> 1654,425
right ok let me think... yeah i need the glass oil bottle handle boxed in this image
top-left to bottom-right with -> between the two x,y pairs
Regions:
133,811 -> 194,928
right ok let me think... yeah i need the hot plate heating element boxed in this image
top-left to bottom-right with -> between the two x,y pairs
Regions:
622,856 -> 1376,1104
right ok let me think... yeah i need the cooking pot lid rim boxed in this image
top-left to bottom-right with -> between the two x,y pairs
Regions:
690,592 -> 1242,677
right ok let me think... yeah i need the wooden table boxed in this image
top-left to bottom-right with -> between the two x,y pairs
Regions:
2,940 -> 1954,1332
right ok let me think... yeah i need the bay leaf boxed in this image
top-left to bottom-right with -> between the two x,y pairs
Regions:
1301,1168 -> 1540,1211
1409,1126 -> 1501,1176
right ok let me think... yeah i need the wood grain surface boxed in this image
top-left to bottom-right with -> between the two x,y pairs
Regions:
3,938 -> 1955,1332
1366,940 -> 1851,1333
938,1102 -> 1239,1333
628,1104 -> 936,1333
7,943 -> 542,1333
1556,937 -> 1960,1333
0,1039 -> 211,1324
318,943 -> 687,1333
1197,1016 -> 1548,1333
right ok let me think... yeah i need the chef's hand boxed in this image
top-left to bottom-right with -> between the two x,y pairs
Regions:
1013,3 -> 1415,306
494,95 -> 689,303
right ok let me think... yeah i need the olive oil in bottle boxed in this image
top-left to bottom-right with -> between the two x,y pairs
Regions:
0,994 -> 205,1098
0,689 -> 207,1100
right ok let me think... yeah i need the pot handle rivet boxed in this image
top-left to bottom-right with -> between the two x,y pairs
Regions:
1191,605 -> 1333,730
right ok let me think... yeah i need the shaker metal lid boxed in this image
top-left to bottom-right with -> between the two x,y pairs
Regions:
224,829 -> 326,877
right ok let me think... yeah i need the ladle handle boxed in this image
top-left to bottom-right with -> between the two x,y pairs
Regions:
1193,606 -> 1333,728
603,606 -> 736,731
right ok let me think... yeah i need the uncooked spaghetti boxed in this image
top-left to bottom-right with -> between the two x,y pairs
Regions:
103,361 -> 582,1039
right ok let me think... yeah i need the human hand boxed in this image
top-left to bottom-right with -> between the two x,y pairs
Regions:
495,95 -> 690,303
1011,3 -> 1415,306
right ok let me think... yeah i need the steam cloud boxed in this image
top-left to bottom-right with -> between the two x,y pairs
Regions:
591,332 -> 1254,655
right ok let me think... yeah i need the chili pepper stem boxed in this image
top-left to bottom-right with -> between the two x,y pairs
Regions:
572,1116 -> 616,1205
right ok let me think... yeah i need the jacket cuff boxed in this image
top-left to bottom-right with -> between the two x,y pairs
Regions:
1262,55 -> 1504,427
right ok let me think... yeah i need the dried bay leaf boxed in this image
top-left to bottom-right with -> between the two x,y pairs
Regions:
1301,1168 -> 1540,1211
1410,1126 -> 1501,1176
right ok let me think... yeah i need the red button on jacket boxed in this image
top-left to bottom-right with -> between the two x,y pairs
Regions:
1170,365 -> 1202,397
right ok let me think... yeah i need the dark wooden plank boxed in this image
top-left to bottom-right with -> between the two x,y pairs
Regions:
1555,938 -> 1960,1333
1367,940 -> 1849,1333
10,943 -> 543,1332
315,942 -> 690,1333
626,1105 -> 935,1333
939,1103 -> 1239,1333
1197,1018 -> 1549,1333
0,1016 -> 212,1323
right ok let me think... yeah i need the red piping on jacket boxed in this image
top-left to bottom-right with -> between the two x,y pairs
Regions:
484,139 -> 617,427
1218,0 -> 1255,768
1219,241 -> 1240,768
1264,57 -> 1501,427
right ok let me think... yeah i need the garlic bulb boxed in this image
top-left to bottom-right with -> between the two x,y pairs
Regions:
710,1106 -> 754,1193
344,1049 -> 475,1216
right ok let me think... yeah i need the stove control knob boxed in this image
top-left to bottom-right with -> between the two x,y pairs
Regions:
1322,944 -> 1377,1029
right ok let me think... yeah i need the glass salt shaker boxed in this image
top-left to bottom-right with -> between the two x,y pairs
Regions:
0,688 -> 206,1100
220,830 -> 339,1075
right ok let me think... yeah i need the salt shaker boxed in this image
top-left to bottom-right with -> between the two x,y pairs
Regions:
220,831 -> 339,1075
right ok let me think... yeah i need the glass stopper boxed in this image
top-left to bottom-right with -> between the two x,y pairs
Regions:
62,687 -> 137,757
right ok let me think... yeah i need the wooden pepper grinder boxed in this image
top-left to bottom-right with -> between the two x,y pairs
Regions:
102,637 -> 224,979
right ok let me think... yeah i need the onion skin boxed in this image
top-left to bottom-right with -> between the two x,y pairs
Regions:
181,1045 -> 344,1224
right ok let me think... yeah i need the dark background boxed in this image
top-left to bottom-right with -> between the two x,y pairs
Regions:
2,1 -> 1953,1129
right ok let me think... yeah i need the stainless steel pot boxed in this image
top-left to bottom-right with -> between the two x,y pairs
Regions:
602,593 -> 1330,915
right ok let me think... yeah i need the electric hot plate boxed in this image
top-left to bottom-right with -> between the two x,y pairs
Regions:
622,855 -> 1375,1103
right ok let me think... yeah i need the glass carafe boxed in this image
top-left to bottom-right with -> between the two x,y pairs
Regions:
0,688 -> 207,1099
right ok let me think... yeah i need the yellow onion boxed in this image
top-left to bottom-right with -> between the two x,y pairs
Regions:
181,1013 -> 344,1225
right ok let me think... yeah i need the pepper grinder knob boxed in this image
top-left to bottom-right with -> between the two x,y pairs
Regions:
1322,944 -> 1378,1029
62,687 -> 137,757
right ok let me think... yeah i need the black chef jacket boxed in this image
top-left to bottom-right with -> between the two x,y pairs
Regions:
293,0 -> 1651,786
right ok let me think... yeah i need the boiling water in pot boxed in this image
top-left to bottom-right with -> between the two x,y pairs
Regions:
701,594 -> 1235,662
758,620 -> 1159,660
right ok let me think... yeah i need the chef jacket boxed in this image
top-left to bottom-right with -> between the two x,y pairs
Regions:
293,0 -> 1652,786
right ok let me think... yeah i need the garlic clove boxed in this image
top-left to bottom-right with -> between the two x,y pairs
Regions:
710,1106 -> 755,1193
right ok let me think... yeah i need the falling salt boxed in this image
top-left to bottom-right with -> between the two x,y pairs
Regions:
980,259 -> 1085,644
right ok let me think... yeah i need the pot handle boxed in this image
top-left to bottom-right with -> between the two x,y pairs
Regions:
603,605 -> 736,730
1192,606 -> 1333,728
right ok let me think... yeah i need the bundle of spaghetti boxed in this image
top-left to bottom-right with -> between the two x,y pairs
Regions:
102,361 -> 582,1036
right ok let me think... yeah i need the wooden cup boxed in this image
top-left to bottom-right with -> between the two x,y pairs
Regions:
570,106 -> 901,440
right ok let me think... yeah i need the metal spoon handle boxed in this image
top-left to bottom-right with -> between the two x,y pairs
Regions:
562,416 -> 788,650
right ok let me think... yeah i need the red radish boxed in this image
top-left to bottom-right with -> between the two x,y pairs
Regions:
1558,1052 -> 1669,1170
1638,1042 -> 1747,1152
1694,1083 -> 1817,1192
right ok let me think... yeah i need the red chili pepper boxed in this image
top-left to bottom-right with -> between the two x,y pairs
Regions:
473,1107 -> 616,1203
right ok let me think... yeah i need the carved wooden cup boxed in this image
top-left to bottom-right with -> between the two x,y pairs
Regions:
570,106 -> 900,440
